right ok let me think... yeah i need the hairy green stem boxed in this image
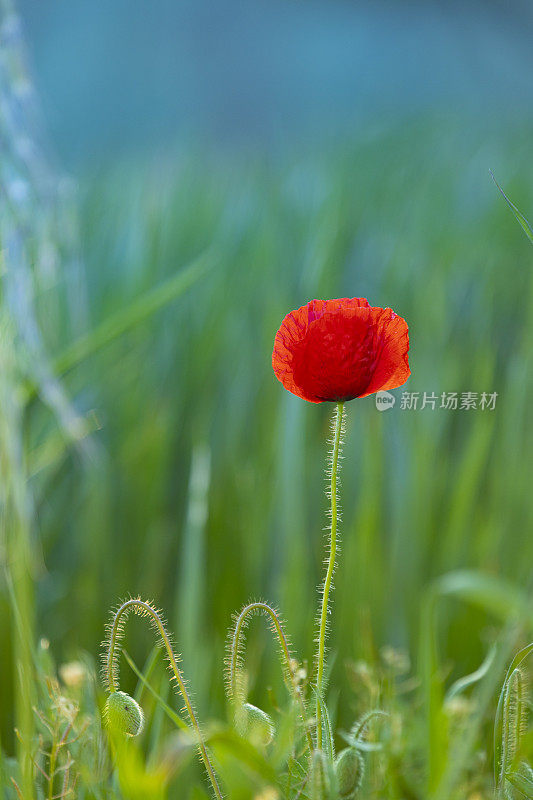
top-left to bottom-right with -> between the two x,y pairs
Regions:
105,599 -> 223,800
227,601 -> 314,753
316,402 -> 344,749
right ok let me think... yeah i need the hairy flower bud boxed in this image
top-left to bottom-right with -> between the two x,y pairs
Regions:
236,702 -> 275,746
335,747 -> 364,798
105,691 -> 144,737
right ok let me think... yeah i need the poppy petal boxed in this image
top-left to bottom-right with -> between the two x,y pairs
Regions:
272,297 -> 410,403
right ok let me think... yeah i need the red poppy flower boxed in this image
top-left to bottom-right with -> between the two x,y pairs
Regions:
272,297 -> 410,403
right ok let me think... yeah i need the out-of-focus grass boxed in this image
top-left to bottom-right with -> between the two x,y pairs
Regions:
2,113 -> 533,797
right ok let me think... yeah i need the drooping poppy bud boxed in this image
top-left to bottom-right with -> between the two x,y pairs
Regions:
335,747 -> 364,798
236,702 -> 275,746
105,691 -> 144,737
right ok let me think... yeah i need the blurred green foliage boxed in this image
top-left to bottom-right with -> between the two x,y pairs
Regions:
2,112 -> 533,797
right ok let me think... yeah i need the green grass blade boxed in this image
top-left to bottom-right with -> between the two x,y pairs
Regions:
55,249 -> 214,376
445,643 -> 497,702
207,727 -> 279,785
174,441 -> 211,707
122,648 -> 188,733
490,170 -> 533,245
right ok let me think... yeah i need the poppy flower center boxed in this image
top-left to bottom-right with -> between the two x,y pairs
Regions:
291,311 -> 378,401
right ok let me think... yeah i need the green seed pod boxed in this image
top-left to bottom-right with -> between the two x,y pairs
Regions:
105,691 -> 144,737
310,749 -> 331,800
236,702 -> 275,746
335,747 -> 364,798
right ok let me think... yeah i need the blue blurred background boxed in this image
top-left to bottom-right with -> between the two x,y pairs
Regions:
17,0 -> 533,166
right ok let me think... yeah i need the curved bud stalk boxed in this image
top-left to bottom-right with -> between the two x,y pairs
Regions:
103,598 -> 223,800
225,600 -> 314,753
351,709 -> 390,743
331,709 -> 389,798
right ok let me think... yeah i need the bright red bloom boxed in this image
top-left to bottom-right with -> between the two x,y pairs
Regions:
272,297 -> 410,403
